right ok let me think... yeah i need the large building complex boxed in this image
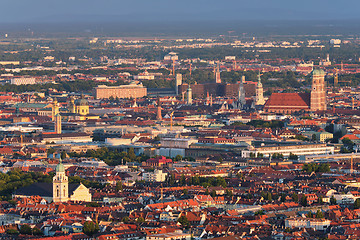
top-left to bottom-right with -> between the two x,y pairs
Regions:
264,69 -> 326,113
94,82 -> 147,99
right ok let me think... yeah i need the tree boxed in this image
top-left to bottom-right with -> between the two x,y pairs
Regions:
115,181 -> 123,192
122,216 -> 130,223
300,195 -> 308,207
182,188 -> 189,195
354,198 -> 360,209
280,193 -> 286,202
137,217 -> 145,224
226,189 -> 233,197
288,152 -> 298,160
32,227 -> 43,236
312,134 -> 317,142
83,221 -> 99,236
177,215 -> 190,228
174,155 -> 182,162
330,196 -> 337,205
60,151 -> 67,159
210,190 -> 216,198
205,189 -> 210,195
6,228 -> 19,235
179,174 -> 186,186
292,193 -> 298,202
315,210 -> 324,218
19,224 -> 32,235
128,148 -> 136,161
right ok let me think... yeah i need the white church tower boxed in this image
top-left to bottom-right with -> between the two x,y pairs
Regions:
53,160 -> 69,203
255,73 -> 265,105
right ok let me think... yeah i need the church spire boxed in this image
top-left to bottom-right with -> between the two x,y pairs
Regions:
255,72 -> 265,105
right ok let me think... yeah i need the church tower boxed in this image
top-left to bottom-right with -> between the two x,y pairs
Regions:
68,96 -> 76,114
175,74 -> 182,95
255,73 -> 265,105
310,69 -> 326,111
187,85 -> 193,105
52,98 -> 59,121
55,113 -> 62,134
53,160 -> 69,203
215,64 -> 221,84
238,75 -> 246,106
156,97 -> 162,120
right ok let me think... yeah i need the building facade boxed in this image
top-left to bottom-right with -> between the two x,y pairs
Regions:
94,82 -> 147,99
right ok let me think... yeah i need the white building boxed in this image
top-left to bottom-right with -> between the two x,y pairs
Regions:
10,77 -> 36,85
147,232 -> 191,240
242,143 -> 334,158
285,217 -> 331,231
142,169 -> 167,182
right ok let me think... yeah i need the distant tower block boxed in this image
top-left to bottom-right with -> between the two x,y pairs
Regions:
175,74 -> 182,95
187,85 -> 193,105
157,97 -> 162,120
334,70 -> 338,87
238,76 -> 246,106
55,113 -> 62,134
255,73 -> 265,105
310,69 -> 326,111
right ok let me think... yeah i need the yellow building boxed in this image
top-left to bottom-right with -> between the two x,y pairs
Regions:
67,95 -> 99,121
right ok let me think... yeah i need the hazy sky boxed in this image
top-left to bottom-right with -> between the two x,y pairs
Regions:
1,0 -> 358,23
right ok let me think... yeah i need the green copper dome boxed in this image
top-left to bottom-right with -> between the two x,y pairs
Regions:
55,162 -> 65,172
75,95 -> 88,106
312,69 -> 325,76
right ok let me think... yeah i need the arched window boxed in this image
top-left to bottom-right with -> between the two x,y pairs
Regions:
57,189 -> 59,197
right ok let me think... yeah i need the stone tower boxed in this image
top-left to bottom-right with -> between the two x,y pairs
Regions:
215,64 -> 221,84
310,69 -> 326,111
68,96 -> 76,114
255,73 -> 265,105
53,160 -> 69,203
238,75 -> 246,106
55,113 -> 62,134
156,97 -> 162,120
187,85 -> 192,105
175,74 -> 182,95
52,98 -> 59,121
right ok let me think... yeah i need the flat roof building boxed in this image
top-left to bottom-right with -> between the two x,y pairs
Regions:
94,82 -> 147,99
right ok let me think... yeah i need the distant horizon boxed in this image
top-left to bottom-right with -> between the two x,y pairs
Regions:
0,19 -> 360,38
2,0 -> 360,24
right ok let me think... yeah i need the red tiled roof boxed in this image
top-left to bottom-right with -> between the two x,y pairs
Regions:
265,93 -> 310,108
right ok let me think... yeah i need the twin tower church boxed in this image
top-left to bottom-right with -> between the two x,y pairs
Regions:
14,161 -> 92,203
263,69 -> 327,113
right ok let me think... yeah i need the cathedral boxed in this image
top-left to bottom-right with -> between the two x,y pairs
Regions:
14,161 -> 92,203
264,69 -> 326,114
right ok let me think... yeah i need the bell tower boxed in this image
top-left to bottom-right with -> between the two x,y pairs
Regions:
310,69 -> 326,111
53,160 -> 69,203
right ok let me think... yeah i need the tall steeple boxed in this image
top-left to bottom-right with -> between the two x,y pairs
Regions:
175,74 -> 182,95
53,159 -> 69,203
55,113 -> 62,134
215,62 -> 221,84
156,97 -> 162,120
52,98 -> 59,121
255,73 -> 265,105
187,85 -> 193,105
310,69 -> 326,111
